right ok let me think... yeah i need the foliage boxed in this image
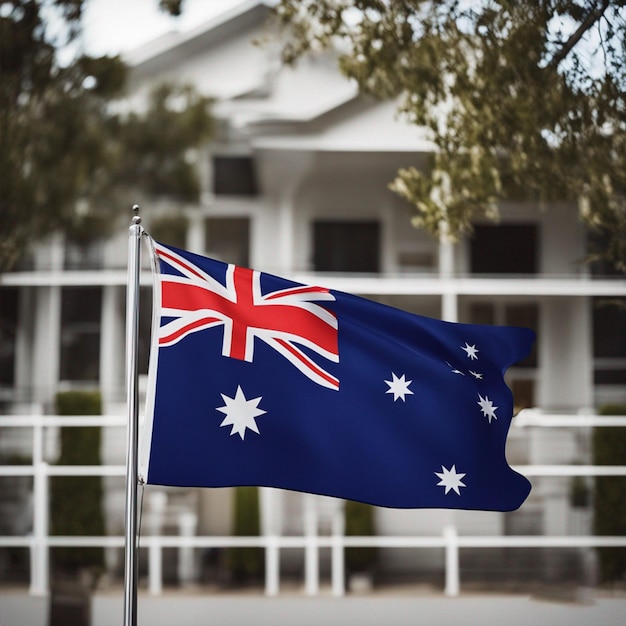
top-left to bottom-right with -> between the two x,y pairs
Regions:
227,487 -> 264,583
593,404 -> 626,583
0,0 -> 125,268
0,0 -> 213,271
273,0 -> 626,271
50,390 -> 105,574
345,499 -> 377,573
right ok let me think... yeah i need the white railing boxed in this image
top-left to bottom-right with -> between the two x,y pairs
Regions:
1,410 -> 625,598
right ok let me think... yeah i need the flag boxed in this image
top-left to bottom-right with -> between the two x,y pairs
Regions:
140,241 -> 534,511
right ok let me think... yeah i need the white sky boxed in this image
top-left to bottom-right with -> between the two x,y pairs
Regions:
80,0 -> 251,56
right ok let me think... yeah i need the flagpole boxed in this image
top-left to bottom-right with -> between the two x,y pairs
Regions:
123,205 -> 143,626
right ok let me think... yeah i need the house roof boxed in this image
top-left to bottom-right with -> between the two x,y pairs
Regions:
125,0 -> 434,153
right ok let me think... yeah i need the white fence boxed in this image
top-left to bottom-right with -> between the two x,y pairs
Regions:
1,410 -> 625,598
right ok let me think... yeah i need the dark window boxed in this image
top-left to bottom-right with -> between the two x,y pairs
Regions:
593,297 -> 626,358
60,288 -> 102,381
313,221 -> 380,273
213,156 -> 258,196
205,217 -> 250,267
470,224 -> 538,274
594,369 -> 626,385
468,303 -> 496,326
0,288 -> 18,385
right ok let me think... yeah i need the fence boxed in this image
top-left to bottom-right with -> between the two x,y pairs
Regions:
0,409 -> 625,598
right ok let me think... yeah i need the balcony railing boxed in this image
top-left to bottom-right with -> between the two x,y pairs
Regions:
0,410 -> 625,597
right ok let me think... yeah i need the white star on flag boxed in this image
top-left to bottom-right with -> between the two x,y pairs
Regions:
477,394 -> 498,423
217,386 -> 266,440
384,372 -> 414,402
469,370 -> 483,380
446,361 -> 465,376
461,342 -> 479,360
435,465 -> 467,495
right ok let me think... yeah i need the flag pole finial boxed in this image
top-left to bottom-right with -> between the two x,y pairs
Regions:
132,204 -> 141,225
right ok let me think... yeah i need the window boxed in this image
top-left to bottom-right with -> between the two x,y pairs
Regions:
205,217 -> 250,267
60,288 -> 102,381
470,224 -> 538,274
0,288 -> 18,385
212,156 -> 258,196
313,221 -> 380,273
593,298 -> 626,358
593,297 -> 626,386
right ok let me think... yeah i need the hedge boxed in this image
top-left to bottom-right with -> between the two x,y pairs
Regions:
593,404 -> 626,582
50,391 -> 105,575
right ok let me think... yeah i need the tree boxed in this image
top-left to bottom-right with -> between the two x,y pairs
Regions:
273,0 -> 626,270
0,0 -> 213,270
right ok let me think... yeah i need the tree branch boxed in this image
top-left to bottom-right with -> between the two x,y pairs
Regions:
549,0 -> 611,68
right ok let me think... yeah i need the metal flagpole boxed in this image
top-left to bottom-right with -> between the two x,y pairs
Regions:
123,205 -> 143,626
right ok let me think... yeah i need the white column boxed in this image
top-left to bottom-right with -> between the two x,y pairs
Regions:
331,502 -> 346,597
30,460 -> 49,596
260,488 -> 282,596
257,151 -> 313,274
177,512 -> 198,586
438,230 -> 458,322
443,524 -> 460,597
538,298 -> 592,410
100,286 -> 124,405
187,210 -> 205,254
32,286 -> 61,404
265,534 -> 280,597
303,494 -> 319,596
15,287 -> 34,401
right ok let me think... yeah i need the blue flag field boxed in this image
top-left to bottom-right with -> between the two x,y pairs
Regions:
140,241 -> 534,511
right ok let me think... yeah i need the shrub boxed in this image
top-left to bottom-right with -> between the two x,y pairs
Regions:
345,500 -> 378,574
50,391 -> 105,575
593,404 -> 626,582
226,487 -> 264,583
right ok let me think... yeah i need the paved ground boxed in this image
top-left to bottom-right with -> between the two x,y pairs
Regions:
2,585 -> 625,626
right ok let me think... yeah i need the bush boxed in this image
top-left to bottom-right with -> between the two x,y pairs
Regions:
593,404 -> 626,583
226,487 -> 264,583
50,391 -> 105,575
345,500 -> 378,574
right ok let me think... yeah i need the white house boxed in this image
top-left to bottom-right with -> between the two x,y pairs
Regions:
1,0 -> 625,585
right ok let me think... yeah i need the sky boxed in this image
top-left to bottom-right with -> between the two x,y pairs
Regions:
80,0 -> 251,57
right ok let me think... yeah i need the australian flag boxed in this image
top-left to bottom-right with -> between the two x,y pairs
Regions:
140,241 -> 534,511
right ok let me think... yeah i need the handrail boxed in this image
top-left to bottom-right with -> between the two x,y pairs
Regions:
1,410 -> 625,597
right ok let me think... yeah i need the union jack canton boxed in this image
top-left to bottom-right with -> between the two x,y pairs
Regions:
154,242 -> 339,390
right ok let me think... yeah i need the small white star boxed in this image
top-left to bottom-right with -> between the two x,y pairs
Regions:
216,386 -> 266,440
435,465 -> 467,495
477,393 -> 498,423
384,372 -> 414,402
461,342 -> 479,360
469,370 -> 483,380
446,361 -> 465,376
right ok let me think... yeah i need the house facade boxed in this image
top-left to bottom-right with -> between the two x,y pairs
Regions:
1,0 -> 625,583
